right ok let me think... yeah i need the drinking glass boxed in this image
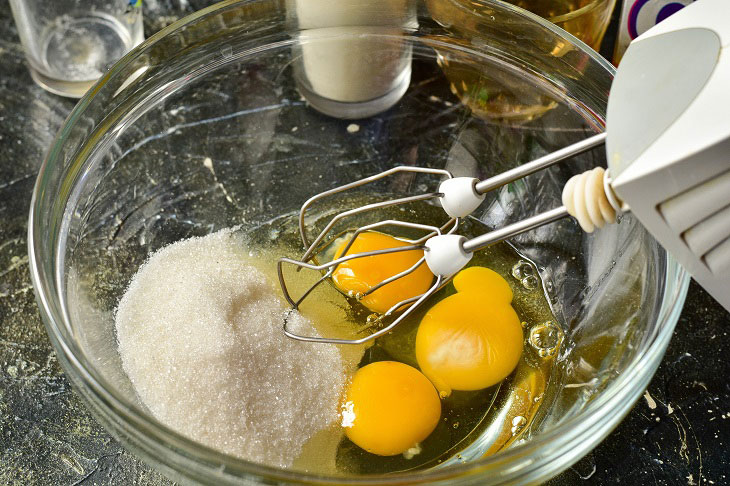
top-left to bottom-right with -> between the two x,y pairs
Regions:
9,0 -> 144,98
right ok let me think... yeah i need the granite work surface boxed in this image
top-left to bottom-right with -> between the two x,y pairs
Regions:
0,0 -> 728,484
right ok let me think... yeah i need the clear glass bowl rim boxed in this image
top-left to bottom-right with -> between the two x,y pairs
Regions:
27,0 -> 691,483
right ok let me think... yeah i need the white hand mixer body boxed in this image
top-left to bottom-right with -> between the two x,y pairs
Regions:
279,0 -> 730,344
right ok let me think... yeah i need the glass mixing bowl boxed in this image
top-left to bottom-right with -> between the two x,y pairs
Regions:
28,0 -> 689,484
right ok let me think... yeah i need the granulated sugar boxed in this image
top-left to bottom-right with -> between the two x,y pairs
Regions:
115,229 -> 347,468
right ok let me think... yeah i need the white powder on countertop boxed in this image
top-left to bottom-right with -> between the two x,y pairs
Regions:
115,228 -> 347,468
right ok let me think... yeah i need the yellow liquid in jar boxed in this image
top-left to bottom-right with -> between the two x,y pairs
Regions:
426,0 -> 614,50
423,0 -> 615,122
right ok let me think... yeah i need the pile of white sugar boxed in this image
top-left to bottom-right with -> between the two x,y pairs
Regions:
115,229 -> 347,468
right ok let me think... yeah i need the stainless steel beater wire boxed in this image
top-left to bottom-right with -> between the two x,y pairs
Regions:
474,132 -> 607,195
462,206 -> 570,253
291,271 -> 331,307
361,256 -> 427,297
278,246 -> 422,307
329,220 -> 441,274
279,219 -> 442,308
320,218 -> 446,299
299,192 -> 442,263
412,217 -> 459,245
282,245 -> 423,273
298,166 -> 452,250
282,275 -> 444,345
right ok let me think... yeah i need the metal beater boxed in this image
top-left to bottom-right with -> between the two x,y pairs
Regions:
277,133 -> 614,345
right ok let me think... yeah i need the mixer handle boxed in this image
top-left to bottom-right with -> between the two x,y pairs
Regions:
438,133 -> 607,219
474,133 -> 606,195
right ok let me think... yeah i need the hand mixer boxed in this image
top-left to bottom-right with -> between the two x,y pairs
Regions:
278,0 -> 730,344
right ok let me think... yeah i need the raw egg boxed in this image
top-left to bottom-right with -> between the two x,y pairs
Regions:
341,361 -> 441,456
332,231 -> 433,314
415,266 -> 523,396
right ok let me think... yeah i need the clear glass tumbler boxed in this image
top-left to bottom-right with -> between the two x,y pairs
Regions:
9,0 -> 144,98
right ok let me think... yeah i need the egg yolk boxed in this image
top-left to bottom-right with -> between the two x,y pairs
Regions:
415,266 -> 523,396
332,231 -> 433,314
341,361 -> 441,456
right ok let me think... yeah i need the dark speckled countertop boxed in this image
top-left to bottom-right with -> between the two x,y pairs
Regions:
0,1 -> 728,484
